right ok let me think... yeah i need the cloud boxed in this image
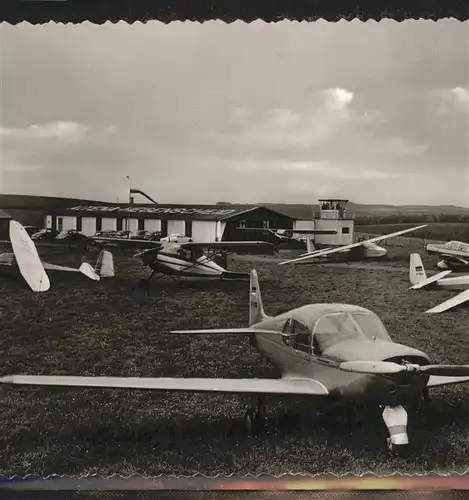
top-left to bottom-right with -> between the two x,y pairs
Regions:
2,21 -> 468,206
0,121 -> 88,141
387,137 -> 429,156
437,86 -> 469,114
103,125 -> 119,135
452,86 -> 469,105
213,87 -> 357,152
322,87 -> 354,111
2,164 -> 41,172
0,121 -> 119,142
218,157 -> 402,182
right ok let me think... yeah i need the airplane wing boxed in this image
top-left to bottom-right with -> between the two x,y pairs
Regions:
440,254 -> 469,265
0,375 -> 329,396
281,229 -> 337,235
92,237 -> 162,249
278,224 -> 428,266
180,241 -> 278,255
171,327 -> 291,336
236,228 -> 337,235
425,288 -> 469,314
428,374 -> 469,388
409,270 -> 453,290
297,247 -> 334,258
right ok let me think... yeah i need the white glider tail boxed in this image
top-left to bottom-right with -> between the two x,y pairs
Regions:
9,220 -> 50,292
409,253 -> 469,314
409,253 -> 452,289
249,269 -> 269,326
95,250 -> 115,277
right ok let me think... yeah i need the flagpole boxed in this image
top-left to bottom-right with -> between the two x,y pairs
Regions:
126,175 -> 131,236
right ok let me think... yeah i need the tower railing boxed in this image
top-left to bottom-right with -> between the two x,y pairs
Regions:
312,211 -> 355,220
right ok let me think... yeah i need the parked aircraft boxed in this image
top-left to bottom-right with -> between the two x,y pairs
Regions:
426,240 -> 469,271
1,220 -> 114,292
3,269 -> 469,455
278,225 -> 428,266
409,253 -> 469,314
91,235 -> 278,284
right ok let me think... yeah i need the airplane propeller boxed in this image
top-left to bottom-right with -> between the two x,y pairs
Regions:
339,360 -> 469,377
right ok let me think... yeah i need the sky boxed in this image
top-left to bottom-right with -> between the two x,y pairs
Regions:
1,20 -> 468,206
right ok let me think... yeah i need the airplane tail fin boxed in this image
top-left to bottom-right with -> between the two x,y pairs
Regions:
409,253 -> 427,285
95,250 -> 115,277
79,262 -> 100,281
249,269 -> 269,326
9,220 -> 50,292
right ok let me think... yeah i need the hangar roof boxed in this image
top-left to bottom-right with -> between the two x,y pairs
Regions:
61,204 -> 296,221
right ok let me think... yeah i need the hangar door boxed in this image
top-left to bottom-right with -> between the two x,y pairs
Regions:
127,218 -> 139,232
81,217 -> 97,236
57,216 -> 77,231
144,219 -> 162,232
192,221 -> 216,242
101,218 -> 117,231
167,220 -> 186,235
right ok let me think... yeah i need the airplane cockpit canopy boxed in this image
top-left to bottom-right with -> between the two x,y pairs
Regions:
312,311 -> 391,353
444,240 -> 469,252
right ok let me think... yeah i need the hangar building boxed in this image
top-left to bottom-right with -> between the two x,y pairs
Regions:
43,198 -> 355,245
44,203 -> 298,241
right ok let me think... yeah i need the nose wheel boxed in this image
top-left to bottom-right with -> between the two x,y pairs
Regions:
386,438 -> 410,456
382,405 -> 410,456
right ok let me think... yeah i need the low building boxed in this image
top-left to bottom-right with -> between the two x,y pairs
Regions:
44,203 -> 297,241
0,209 -> 11,240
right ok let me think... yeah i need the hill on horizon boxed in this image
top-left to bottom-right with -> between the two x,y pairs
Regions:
259,202 -> 469,220
0,194 -> 468,223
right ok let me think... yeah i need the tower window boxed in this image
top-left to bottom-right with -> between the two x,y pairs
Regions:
342,227 -> 350,234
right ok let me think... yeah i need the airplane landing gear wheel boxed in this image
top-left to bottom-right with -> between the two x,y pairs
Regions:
386,438 -> 410,457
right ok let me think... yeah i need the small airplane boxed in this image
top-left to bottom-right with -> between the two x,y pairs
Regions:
426,240 -> 469,271
409,252 -> 469,314
4,269 -> 469,455
91,235 -> 278,284
0,220 -> 114,292
278,225 -> 428,266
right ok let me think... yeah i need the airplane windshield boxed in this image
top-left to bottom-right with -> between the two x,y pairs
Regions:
444,240 -> 469,252
350,313 -> 391,341
313,312 -> 390,352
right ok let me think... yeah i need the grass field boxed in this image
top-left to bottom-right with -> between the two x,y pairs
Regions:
1,245 -> 469,477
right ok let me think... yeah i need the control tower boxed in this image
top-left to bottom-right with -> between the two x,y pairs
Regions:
313,199 -> 354,247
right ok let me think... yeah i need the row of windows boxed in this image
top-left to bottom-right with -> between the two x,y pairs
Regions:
237,221 -> 271,229
54,217 -> 193,236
